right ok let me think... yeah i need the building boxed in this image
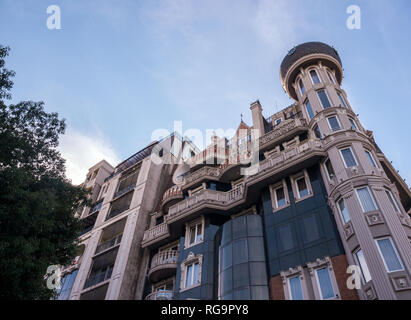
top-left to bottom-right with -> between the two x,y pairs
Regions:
56,42 -> 411,300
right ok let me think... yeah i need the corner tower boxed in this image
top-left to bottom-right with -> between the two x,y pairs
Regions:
279,42 -> 411,300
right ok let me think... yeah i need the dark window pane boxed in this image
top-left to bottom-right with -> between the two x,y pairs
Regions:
249,262 -> 267,286
233,239 -> 248,264
233,263 -> 249,289
317,90 -> 331,109
248,237 -> 265,261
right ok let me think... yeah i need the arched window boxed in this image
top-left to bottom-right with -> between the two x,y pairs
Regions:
309,69 -> 321,84
298,78 -> 306,95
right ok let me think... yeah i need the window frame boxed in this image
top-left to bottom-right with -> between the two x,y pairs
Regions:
314,267 -> 337,300
291,170 -> 313,202
327,69 -> 336,85
269,179 -> 290,212
353,248 -> 372,284
348,118 -> 358,130
337,91 -> 347,108
339,147 -> 358,168
316,89 -> 332,109
327,115 -> 342,132
324,158 -> 335,181
180,253 -> 203,291
304,99 -> 314,120
184,217 -> 204,249
385,189 -> 400,212
365,149 -> 377,168
355,186 -> 378,213
337,198 -> 350,224
375,237 -> 404,273
298,77 -> 306,96
309,68 -> 321,85
288,275 -> 304,300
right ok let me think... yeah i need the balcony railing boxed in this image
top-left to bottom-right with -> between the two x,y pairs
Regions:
142,222 -> 169,246
259,117 -> 308,149
83,267 -> 113,289
105,205 -> 130,221
167,184 -> 244,222
145,290 -> 173,300
113,183 -> 136,200
95,234 -> 122,255
150,250 -> 178,269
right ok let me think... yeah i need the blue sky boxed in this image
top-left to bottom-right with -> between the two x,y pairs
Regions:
1,0 -> 410,185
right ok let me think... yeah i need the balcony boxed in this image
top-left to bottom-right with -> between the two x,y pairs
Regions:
141,222 -> 170,248
161,185 -> 184,212
181,166 -> 221,189
113,183 -> 136,200
148,250 -> 179,283
83,266 -> 113,289
145,290 -> 173,300
259,117 -> 308,152
167,184 -> 245,224
95,234 -> 122,255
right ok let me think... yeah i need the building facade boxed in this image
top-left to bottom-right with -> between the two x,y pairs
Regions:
57,42 -> 411,300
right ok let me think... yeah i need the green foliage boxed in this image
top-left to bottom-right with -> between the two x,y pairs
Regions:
0,45 -> 90,299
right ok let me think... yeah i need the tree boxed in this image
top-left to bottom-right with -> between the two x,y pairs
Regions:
0,45 -> 90,299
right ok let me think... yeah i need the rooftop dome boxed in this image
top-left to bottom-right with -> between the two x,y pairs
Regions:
280,42 -> 343,100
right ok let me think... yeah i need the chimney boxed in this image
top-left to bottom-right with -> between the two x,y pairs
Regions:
250,100 -> 265,137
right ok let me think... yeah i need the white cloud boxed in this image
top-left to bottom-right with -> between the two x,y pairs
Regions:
58,128 -> 120,185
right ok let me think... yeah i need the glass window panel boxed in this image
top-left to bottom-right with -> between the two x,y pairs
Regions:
354,249 -> 372,283
310,70 -> 321,84
251,286 -> 269,300
386,190 -> 399,212
233,239 -> 248,264
305,100 -> 314,120
232,216 -> 247,240
248,238 -> 265,262
337,92 -> 347,107
221,243 -> 232,270
196,224 -> 203,242
325,159 -> 335,179
189,226 -> 196,245
338,198 -> 350,224
299,79 -> 306,95
233,287 -> 250,300
275,187 -> 286,208
289,276 -> 304,300
249,262 -> 267,286
193,262 -> 200,284
279,224 -> 293,252
328,116 -> 341,131
247,215 -> 263,237
365,151 -> 376,168
376,238 -> 403,272
356,187 -> 377,212
317,90 -> 331,109
303,215 -> 320,242
328,71 -> 335,84
221,267 -> 233,295
186,264 -> 193,287
349,118 -> 358,130
296,177 -> 309,198
340,148 -> 357,167
316,267 -> 335,299
233,263 -> 249,289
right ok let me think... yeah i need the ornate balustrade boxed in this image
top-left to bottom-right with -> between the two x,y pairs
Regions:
142,222 -> 169,248
145,290 -> 173,300
148,250 -> 179,283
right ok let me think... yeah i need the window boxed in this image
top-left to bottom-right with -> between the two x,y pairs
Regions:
313,125 -> 322,139
327,116 -> 341,132
337,198 -> 350,224
327,70 -> 336,84
275,118 -> 282,126
324,159 -> 335,180
291,170 -> 312,201
337,92 -> 347,108
275,186 -> 286,208
185,262 -> 201,288
185,219 -> 204,248
296,177 -> 309,198
386,189 -> 400,212
288,276 -> 304,300
317,90 -> 331,109
270,180 -> 289,211
299,78 -> 306,95
340,147 -> 357,168
310,69 -> 321,84
356,187 -> 377,212
305,99 -> 314,120
353,249 -> 372,283
315,267 -> 336,300
376,237 -> 404,272
349,118 -> 358,130
365,150 -> 377,168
